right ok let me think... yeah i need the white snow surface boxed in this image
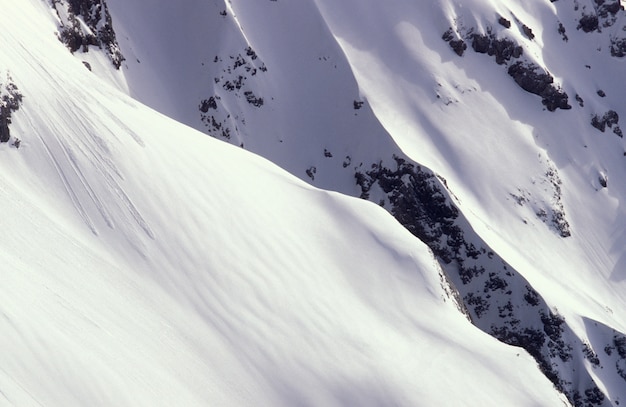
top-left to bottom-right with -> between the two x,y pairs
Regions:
92,0 -> 626,403
0,1 -> 573,406
313,0 -> 626,318
104,0 -> 626,346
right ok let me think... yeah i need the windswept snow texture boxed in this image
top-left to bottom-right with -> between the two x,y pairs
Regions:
7,0 -> 626,405
0,1 -> 574,407
90,0 -> 626,404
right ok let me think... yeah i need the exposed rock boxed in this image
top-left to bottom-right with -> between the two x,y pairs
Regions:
244,91 -> 264,107
498,17 -> 511,28
0,76 -> 23,143
522,24 -> 535,40
578,14 -> 599,32
51,0 -> 125,69
507,62 -> 552,94
576,94 -> 584,107
200,46 -> 269,141
563,0 -> 625,56
545,166 -> 571,238
442,22 -> 572,112
471,34 -> 491,53
599,172 -> 608,188
442,28 -> 454,42
199,97 -> 218,113
558,22 -> 568,41
591,110 -> 620,133
471,34 -> 523,64
0,109 -> 10,143
596,0 -> 622,21
354,155 -> 604,405
610,36 -> 626,57
305,166 -> 316,180
442,28 -> 467,56
507,62 -> 571,111
356,156 -> 462,263
449,39 -> 467,56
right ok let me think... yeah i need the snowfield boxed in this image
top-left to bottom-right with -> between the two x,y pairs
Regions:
3,0 -> 626,405
0,1 -> 566,406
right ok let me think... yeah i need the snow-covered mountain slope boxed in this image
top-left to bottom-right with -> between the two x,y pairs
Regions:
0,1 -> 580,406
57,0 -> 626,404
8,0 -> 626,405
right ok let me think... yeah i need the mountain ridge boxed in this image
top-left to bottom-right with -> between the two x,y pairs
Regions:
4,0 -> 626,405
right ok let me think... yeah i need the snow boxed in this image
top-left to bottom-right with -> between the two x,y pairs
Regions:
109,0 -> 626,336
0,1 -> 574,406
310,0 -> 626,323
4,0 -> 626,403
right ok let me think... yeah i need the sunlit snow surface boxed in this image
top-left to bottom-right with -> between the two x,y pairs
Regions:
0,1 -> 574,406
111,0 -> 626,351
104,0 -> 626,334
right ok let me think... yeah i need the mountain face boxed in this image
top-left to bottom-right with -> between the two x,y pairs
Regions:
3,0 -> 626,405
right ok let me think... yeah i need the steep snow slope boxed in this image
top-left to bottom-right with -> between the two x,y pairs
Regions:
315,0 -> 626,317
0,1 -> 573,406
308,1 -> 626,403
314,0 -> 626,359
100,0 -> 414,197
99,0 -> 626,323
43,0 -> 626,404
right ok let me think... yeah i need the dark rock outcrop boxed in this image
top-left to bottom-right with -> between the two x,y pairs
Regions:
522,24 -> 535,40
471,34 -> 523,64
591,110 -> 622,136
0,77 -> 23,143
507,62 -> 571,111
443,25 -> 570,111
610,36 -> 626,57
354,155 -> 604,405
578,14 -> 599,32
51,0 -> 125,69
442,29 -> 467,56
596,0 -> 623,21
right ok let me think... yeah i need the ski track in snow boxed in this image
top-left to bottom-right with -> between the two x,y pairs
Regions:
28,89 -> 155,240
37,131 -> 100,235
